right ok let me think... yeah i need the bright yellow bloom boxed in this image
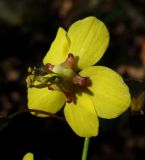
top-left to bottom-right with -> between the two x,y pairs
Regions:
27,17 -> 131,137
23,152 -> 34,160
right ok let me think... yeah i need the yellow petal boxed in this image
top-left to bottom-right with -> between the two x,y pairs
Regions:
64,93 -> 99,137
28,87 -> 65,116
67,16 -> 109,69
80,66 -> 131,119
43,27 -> 70,65
23,153 -> 33,160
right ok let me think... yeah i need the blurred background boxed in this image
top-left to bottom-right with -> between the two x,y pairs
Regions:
0,0 -> 145,159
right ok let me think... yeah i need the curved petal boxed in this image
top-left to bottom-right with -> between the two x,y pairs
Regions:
28,87 -> 65,116
64,93 -> 99,137
43,27 -> 70,65
23,153 -> 33,160
80,66 -> 131,119
67,16 -> 109,69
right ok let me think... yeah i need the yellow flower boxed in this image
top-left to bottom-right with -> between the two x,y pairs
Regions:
27,17 -> 131,137
23,152 -> 34,160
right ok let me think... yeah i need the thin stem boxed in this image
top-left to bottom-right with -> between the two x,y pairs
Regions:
27,109 -> 65,121
7,109 -> 65,121
81,137 -> 90,160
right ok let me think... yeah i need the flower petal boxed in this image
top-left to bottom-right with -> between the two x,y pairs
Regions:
64,93 -> 99,137
80,66 -> 131,119
23,153 -> 33,160
67,16 -> 109,69
43,27 -> 70,65
28,87 -> 65,116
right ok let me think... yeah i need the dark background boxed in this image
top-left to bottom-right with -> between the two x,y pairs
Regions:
0,0 -> 145,159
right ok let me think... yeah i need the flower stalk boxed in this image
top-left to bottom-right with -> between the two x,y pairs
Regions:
81,137 -> 90,160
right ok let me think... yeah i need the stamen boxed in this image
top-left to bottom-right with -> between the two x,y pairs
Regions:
72,75 -> 91,87
63,53 -> 76,68
48,85 -> 55,90
45,63 -> 54,72
64,91 -> 75,103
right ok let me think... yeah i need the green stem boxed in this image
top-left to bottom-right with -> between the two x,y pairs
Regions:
81,137 -> 90,160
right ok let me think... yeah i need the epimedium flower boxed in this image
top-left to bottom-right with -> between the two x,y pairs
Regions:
27,16 -> 131,137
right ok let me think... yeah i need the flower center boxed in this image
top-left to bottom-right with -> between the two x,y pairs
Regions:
27,54 -> 91,103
